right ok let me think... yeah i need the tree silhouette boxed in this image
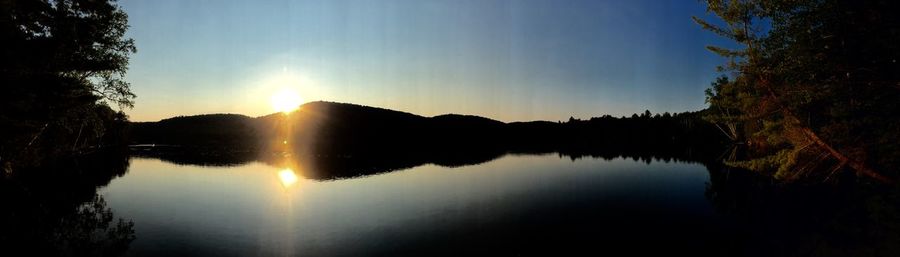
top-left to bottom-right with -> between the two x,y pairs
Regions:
1,0 -> 135,171
695,0 -> 900,182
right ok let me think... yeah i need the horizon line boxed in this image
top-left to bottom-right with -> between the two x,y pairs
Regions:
129,100 -> 707,123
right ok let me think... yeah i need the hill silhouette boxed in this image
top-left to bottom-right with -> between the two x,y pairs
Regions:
129,101 -> 728,179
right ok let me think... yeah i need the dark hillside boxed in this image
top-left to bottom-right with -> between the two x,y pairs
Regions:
129,101 -> 728,164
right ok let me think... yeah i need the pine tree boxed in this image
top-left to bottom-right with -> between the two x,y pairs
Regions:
696,0 -> 899,183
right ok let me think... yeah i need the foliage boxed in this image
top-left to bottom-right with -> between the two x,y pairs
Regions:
0,0 -> 135,171
696,0 -> 900,183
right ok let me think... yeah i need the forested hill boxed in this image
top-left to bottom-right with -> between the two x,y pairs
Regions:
129,101 -> 728,158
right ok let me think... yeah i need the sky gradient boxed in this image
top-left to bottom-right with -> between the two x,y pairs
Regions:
120,0 -> 732,122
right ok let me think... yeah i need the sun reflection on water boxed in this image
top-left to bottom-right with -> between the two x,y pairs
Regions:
278,168 -> 299,188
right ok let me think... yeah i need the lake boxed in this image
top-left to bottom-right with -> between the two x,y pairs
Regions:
4,150 -> 895,256
97,153 -> 727,256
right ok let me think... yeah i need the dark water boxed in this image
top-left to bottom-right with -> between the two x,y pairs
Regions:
3,151 -> 899,256
104,155 -> 716,256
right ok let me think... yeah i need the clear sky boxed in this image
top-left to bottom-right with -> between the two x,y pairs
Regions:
120,0 -> 732,122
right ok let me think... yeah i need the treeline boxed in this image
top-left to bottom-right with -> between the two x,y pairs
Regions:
507,110 -> 725,158
129,101 -> 729,169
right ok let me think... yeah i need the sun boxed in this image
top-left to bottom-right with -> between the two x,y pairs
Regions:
271,88 -> 302,114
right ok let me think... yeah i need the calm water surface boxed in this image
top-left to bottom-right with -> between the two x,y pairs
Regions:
101,154 -> 726,256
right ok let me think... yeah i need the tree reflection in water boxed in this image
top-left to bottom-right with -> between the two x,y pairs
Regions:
138,145 -> 900,256
0,149 -> 135,257
705,161 -> 900,257
7,144 -> 897,256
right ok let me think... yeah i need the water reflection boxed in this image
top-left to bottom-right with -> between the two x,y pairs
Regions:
7,146 -> 896,256
109,148 -> 900,257
109,155 -> 723,256
278,168 -> 299,188
132,144 -> 722,181
0,149 -> 135,256
704,163 -> 900,257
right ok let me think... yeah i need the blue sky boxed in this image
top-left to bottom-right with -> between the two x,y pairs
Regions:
120,0 -> 733,122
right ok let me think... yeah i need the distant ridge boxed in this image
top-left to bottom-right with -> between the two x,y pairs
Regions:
127,101 -> 728,179
129,101 -> 726,158
147,101 -> 512,126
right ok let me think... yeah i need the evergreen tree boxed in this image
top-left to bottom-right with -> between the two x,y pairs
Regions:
696,0 -> 899,183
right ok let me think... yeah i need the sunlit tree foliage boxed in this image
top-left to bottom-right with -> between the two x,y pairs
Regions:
696,0 -> 900,183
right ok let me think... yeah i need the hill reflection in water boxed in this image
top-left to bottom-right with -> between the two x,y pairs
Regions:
132,145 -> 719,181
121,146 -> 900,257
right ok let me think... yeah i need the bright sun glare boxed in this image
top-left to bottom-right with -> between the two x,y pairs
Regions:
278,168 -> 299,188
271,88 -> 302,114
